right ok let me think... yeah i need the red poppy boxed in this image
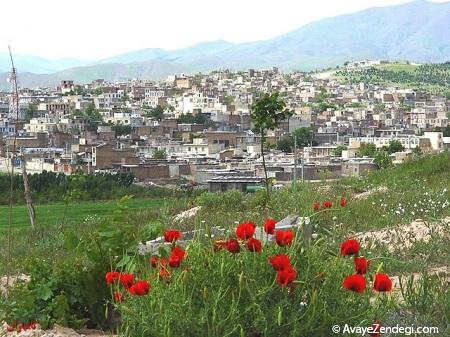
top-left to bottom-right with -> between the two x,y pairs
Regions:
246,237 -> 262,252
340,239 -> 360,256
313,202 -> 320,211
114,291 -> 124,302
323,200 -> 333,208
171,246 -> 186,260
343,274 -> 366,293
269,254 -> 291,271
373,273 -> 393,292
275,229 -> 294,246
105,271 -> 120,284
340,198 -> 348,207
129,280 -> 151,296
354,257 -> 370,274
164,229 -> 182,243
120,273 -> 135,289
263,218 -> 277,235
150,256 -> 159,268
277,266 -> 297,287
168,256 -> 181,267
236,222 -> 256,240
370,320 -> 382,337
225,239 -> 241,253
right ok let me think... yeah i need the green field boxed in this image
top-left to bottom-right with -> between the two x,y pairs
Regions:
0,198 -> 172,230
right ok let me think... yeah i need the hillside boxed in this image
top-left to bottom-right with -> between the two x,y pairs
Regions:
336,62 -> 450,95
1,0 -> 450,89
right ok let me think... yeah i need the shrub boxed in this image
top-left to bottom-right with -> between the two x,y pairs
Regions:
112,223 -> 393,337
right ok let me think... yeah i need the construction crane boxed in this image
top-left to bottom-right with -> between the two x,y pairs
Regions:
7,46 -> 36,230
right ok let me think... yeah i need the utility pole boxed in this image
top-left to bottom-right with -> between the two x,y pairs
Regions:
8,46 -> 36,230
293,135 -> 297,188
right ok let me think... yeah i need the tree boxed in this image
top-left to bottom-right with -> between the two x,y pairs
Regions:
147,105 -> 165,121
25,104 -> 37,122
357,143 -> 377,157
276,137 -> 293,153
386,140 -> 405,154
374,150 -> 392,169
177,113 -> 206,124
153,149 -> 167,159
251,92 -> 292,202
83,103 -> 104,131
112,124 -> 132,137
332,145 -> 348,157
291,127 -> 315,147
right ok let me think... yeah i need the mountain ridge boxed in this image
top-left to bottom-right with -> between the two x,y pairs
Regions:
1,0 -> 449,89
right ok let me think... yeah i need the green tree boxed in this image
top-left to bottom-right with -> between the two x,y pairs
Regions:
177,113 -> 206,124
374,150 -> 392,169
386,140 -> 405,154
332,145 -> 348,157
276,137 -> 293,153
251,92 -> 292,202
153,149 -> 167,160
147,105 -> 165,121
291,127 -> 315,147
25,104 -> 37,122
357,143 -> 377,157
112,124 -> 132,137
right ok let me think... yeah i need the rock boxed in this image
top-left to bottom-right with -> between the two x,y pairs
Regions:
0,274 -> 30,294
353,186 -> 388,200
172,206 -> 202,223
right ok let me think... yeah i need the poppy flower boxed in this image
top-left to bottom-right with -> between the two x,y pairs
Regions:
264,218 -> 277,235
129,280 -> 151,296
171,246 -> 186,260
225,239 -> 240,253
120,273 -> 135,288
340,198 -> 348,207
370,320 -> 382,337
354,257 -> 370,274
373,273 -> 393,292
343,274 -> 366,293
313,202 -> 320,211
236,222 -> 256,240
269,254 -> 291,271
164,229 -> 182,243
114,291 -> 124,302
340,239 -> 360,256
277,266 -> 297,287
275,229 -> 294,247
150,256 -> 159,268
246,237 -> 262,252
105,271 -> 120,284
323,200 -> 333,208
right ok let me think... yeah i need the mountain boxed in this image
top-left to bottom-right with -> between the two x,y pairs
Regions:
0,52 -> 90,74
1,0 -> 449,89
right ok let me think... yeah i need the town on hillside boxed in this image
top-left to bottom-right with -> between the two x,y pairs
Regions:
1,62 -> 449,192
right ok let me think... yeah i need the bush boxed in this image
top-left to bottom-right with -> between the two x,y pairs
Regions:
112,225 -> 393,337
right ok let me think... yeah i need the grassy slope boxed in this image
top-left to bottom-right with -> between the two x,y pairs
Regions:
0,198 -> 172,230
193,153 -> 450,274
333,62 -> 450,94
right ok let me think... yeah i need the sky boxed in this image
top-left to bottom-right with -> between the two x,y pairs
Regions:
0,0 -> 447,60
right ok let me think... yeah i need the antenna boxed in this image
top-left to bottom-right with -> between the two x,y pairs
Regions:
8,45 -> 21,120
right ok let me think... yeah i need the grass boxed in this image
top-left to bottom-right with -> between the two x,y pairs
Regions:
1,153 -> 450,335
375,63 -> 419,72
0,197 -> 174,230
